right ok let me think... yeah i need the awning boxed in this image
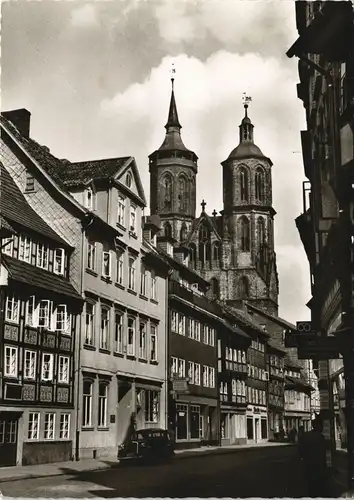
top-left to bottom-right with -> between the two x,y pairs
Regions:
287,2 -> 354,61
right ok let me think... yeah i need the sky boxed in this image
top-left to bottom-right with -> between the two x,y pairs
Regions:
1,0 -> 310,324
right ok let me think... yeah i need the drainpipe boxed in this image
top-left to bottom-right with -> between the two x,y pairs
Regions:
166,269 -> 173,434
75,213 -> 94,461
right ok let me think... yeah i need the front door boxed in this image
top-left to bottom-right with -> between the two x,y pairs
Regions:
0,416 -> 18,466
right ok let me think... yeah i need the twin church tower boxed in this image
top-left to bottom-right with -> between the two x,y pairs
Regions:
149,79 -> 279,315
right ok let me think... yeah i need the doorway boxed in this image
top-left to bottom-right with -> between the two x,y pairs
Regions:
0,414 -> 19,467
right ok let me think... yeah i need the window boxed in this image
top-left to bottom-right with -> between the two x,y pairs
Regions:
58,356 -> 69,383
128,256 -> 136,291
87,240 -> 96,271
240,217 -> 250,251
125,172 -> 132,188
151,270 -> 157,300
25,171 -> 35,192
114,311 -> 123,353
28,412 -> 40,440
240,167 -> 249,201
239,276 -> 249,298
102,250 -> 111,279
85,303 -> 95,345
203,366 -> 209,387
194,363 -> 201,385
139,322 -> 147,359
24,350 -> 36,379
164,222 -> 172,238
98,383 -> 108,427
60,414 -> 70,440
85,188 -> 94,210
130,205 -> 137,233
56,304 -> 67,332
195,322 -> 200,342
5,294 -> 20,323
41,353 -> 54,381
203,325 -> 209,344
188,361 -> 195,384
116,252 -> 124,285
255,167 -> 265,202
54,248 -> 65,275
44,413 -> 55,440
4,346 -> 18,377
209,367 -> 215,388
188,318 -> 194,339
150,324 -> 157,361
145,391 -> 159,423
178,358 -> 186,378
171,357 -> 178,377
209,328 -> 215,346
127,317 -> 135,356
82,380 -> 93,427
117,196 -> 126,226
140,263 -> 147,296
38,300 -> 50,328
2,237 -> 13,256
37,243 -> 49,269
171,311 -> 178,333
178,314 -> 185,335
19,235 -> 31,263
100,307 -> 110,350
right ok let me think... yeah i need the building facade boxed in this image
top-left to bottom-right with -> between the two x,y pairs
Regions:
287,0 -> 354,474
267,341 -> 286,441
284,360 -> 312,435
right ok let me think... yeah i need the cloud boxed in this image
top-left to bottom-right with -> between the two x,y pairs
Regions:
70,4 -> 98,28
100,50 -> 307,322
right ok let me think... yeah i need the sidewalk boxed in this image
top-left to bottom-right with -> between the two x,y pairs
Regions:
0,442 -> 290,484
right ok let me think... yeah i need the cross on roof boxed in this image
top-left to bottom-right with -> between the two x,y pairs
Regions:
212,209 -> 217,217
201,199 -> 206,212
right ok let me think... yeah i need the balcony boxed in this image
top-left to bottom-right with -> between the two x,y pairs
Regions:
168,280 -> 219,316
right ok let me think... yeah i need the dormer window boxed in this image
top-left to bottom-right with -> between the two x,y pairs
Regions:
54,249 -> 65,276
19,235 -> 31,263
85,188 -> 95,210
2,237 -> 14,257
125,172 -> 132,188
130,205 -> 136,233
25,171 -> 35,192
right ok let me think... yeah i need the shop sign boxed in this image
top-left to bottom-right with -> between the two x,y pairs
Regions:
172,378 -> 190,394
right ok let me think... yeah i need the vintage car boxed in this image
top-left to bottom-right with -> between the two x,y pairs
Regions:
118,428 -> 175,463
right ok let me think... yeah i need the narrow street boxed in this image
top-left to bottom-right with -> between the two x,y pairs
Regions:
0,446 -> 340,498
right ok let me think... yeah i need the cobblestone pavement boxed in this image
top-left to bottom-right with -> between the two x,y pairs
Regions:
0,447 -> 338,498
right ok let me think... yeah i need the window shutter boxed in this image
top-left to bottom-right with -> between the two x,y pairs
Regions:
65,310 -> 71,335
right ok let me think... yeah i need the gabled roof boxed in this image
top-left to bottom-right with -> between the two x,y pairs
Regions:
0,163 -> 69,246
222,303 -> 270,338
267,339 -> 287,355
186,211 -> 222,245
0,214 -> 16,236
285,375 -> 314,392
246,302 -> 296,331
59,157 -> 131,188
4,255 -> 82,301
285,355 -> 303,370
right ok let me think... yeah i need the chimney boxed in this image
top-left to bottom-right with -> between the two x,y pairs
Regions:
2,109 -> 31,138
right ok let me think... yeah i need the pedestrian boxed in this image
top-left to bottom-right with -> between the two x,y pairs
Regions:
300,417 -> 327,497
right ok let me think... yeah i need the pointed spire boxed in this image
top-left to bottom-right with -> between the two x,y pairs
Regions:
239,103 -> 254,143
165,67 -> 181,130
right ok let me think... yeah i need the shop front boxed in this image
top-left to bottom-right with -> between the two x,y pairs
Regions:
246,405 -> 268,443
220,406 -> 247,445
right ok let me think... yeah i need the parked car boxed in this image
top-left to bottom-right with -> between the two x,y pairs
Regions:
118,428 -> 175,463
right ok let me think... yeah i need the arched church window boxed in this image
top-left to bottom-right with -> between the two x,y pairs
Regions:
240,217 -> 250,251
205,241 -> 211,265
164,222 -> 172,239
257,217 -> 266,249
178,175 -> 187,212
239,167 -> 249,202
213,242 -> 221,262
189,243 -> 196,266
210,277 -> 219,298
199,242 -> 205,267
199,224 -> 209,241
180,224 -> 187,242
238,276 -> 249,298
255,167 -> 265,203
162,174 -> 173,210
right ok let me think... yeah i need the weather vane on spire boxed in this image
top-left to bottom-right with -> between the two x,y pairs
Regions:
170,62 -> 176,90
242,93 -> 252,109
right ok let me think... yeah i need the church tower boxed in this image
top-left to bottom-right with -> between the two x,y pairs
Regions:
221,102 -> 279,314
149,77 -> 198,243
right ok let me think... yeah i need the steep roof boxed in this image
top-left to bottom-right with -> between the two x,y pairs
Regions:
222,303 -> 270,338
4,255 -> 82,300
60,157 -> 131,188
186,210 -> 222,244
285,375 -> 314,392
246,302 -> 296,331
0,163 -> 69,246
267,339 -> 287,355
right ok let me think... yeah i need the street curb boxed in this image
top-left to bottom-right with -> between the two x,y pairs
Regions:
0,443 -> 293,484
